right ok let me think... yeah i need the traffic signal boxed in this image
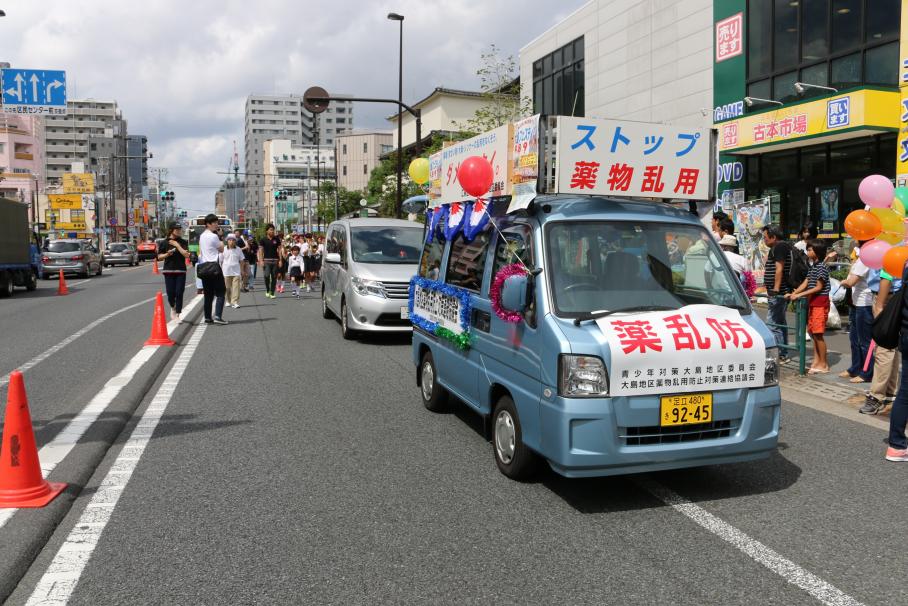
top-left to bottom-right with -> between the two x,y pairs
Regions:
160,190 -> 175,201
274,190 -> 288,201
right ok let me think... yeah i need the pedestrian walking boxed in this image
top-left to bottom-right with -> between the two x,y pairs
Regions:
275,231 -> 287,294
245,235 -> 258,290
303,236 -> 320,292
787,239 -> 830,374
838,242 -> 875,383
794,224 -> 817,253
258,223 -> 281,299
235,231 -> 250,292
761,225 -> 794,361
221,233 -> 244,309
157,223 -> 190,322
287,245 -> 304,297
197,214 -> 228,324
883,263 -> 908,462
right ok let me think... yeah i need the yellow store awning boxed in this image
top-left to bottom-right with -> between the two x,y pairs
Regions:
717,88 -> 899,155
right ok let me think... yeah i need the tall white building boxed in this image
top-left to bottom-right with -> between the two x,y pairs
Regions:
39,100 -> 126,184
262,139 -> 336,230
244,93 -> 353,223
519,0 -> 712,129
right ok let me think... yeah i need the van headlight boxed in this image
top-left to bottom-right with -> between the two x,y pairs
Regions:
350,276 -> 386,298
764,347 -> 779,386
559,355 -> 609,397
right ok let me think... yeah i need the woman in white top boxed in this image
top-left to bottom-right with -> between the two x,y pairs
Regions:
220,234 -> 245,308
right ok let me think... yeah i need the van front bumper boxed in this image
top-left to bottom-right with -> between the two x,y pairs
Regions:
346,290 -> 412,333
539,386 -> 781,478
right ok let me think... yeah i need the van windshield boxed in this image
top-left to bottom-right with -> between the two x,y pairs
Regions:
546,221 -> 750,317
350,226 -> 422,264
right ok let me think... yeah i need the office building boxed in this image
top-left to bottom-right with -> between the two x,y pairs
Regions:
261,139 -> 335,229
0,114 -> 43,224
244,93 -> 353,223
336,131 -> 393,192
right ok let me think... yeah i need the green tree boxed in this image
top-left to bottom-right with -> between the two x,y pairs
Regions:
457,44 -> 533,133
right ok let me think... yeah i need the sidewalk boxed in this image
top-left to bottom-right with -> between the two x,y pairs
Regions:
755,305 -> 895,422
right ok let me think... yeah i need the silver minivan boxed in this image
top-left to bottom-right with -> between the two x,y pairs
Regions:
321,217 -> 423,339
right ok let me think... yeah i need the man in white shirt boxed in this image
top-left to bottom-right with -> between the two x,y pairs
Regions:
198,214 -> 227,325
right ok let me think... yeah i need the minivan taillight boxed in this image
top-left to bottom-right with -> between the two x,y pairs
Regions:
42,257 -> 51,263
70,255 -> 84,261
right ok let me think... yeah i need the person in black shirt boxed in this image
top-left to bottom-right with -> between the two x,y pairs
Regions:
157,224 -> 191,321
762,225 -> 793,359
245,237 -> 258,290
258,224 -> 281,298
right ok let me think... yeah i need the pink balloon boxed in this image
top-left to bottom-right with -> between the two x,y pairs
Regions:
859,239 -> 891,269
859,174 -> 895,208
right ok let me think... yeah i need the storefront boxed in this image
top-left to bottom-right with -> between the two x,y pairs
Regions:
714,0 -> 904,238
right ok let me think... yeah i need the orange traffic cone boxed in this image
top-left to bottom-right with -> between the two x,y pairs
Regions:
0,371 -> 67,508
185,256 -> 191,267
56,270 -> 69,296
144,291 -> 174,346
152,259 -> 159,275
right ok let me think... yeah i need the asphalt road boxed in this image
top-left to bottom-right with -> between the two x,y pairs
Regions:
3,277 -> 904,605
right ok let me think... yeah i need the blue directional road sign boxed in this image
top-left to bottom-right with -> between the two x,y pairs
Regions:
1,68 -> 67,115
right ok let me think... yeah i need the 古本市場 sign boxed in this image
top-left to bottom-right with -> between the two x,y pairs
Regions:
554,116 -> 711,200
717,88 -> 900,154
62,173 -> 95,194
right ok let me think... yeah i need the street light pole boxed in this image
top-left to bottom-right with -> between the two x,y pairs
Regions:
388,12 -> 404,219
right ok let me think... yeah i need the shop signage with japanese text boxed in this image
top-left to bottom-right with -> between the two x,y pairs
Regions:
597,305 -> 765,397
431,124 -> 511,207
62,173 -> 95,194
715,13 -> 743,62
555,116 -> 711,200
48,194 -> 84,210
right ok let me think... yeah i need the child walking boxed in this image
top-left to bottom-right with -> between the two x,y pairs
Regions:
787,239 -> 831,374
287,245 -> 304,298
221,233 -> 245,309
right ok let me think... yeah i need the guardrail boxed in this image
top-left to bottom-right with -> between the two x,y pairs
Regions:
764,298 -> 808,375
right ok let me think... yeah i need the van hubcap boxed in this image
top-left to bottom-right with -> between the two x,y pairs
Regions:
421,361 -> 434,401
495,411 -> 516,464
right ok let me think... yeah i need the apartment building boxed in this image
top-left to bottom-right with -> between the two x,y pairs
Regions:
261,139 -> 335,229
335,131 -> 393,193
244,93 -> 353,223
0,114 -> 43,220
40,99 -> 127,185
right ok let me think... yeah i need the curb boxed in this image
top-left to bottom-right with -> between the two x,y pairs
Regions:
0,299 -> 203,604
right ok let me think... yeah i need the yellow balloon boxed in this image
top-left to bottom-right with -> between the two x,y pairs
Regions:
408,158 -> 430,185
870,207 -> 906,244
892,198 -> 906,218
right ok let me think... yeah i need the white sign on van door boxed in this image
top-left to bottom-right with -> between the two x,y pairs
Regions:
555,117 -> 711,200
596,305 -> 765,397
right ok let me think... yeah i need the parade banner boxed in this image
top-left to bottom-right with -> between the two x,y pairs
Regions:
62,173 -> 95,194
409,277 -> 473,350
48,194 -> 83,210
597,305 -> 765,397
508,114 -> 541,212
555,116 -> 711,200
434,124 -> 510,207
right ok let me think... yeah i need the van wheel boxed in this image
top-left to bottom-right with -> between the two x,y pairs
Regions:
419,350 -> 448,412
321,287 -> 332,319
0,275 -> 12,298
26,271 -> 37,291
493,395 -> 539,480
340,299 -> 356,340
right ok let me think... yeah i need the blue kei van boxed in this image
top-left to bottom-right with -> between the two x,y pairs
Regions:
410,196 -> 780,480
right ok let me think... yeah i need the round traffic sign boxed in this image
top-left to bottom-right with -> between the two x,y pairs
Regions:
303,86 -> 329,114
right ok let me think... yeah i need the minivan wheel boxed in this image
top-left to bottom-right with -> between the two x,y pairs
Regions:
321,287 -> 332,319
492,395 -> 539,481
419,350 -> 448,412
341,299 -> 356,340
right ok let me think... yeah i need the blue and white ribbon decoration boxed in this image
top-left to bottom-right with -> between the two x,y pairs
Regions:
462,199 -> 490,242
426,205 -> 447,243
443,202 -> 470,240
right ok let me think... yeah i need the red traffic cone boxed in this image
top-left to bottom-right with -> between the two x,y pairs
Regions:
185,256 -> 191,267
56,270 -> 69,296
145,291 -> 174,346
152,259 -> 159,275
0,371 -> 67,508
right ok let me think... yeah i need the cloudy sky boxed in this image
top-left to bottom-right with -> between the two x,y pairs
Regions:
4,0 -> 587,213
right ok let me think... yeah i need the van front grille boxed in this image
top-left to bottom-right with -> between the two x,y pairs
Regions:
382,281 -> 411,299
620,419 -> 740,446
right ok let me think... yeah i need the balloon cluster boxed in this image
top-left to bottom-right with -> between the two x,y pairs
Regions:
844,175 -> 908,277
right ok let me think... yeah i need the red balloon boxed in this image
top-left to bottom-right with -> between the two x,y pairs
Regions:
458,156 -> 494,198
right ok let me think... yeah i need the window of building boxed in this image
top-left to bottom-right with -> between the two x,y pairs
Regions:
864,42 -> 899,85
832,0 -> 861,51
445,225 -> 492,292
71,209 -> 85,220
532,36 -> 584,116
748,0 -> 773,78
342,165 -> 347,176
342,144 -> 347,155
363,142 -> 368,153
363,164 -> 368,174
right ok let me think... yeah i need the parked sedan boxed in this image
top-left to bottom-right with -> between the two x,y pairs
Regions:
136,240 -> 157,261
104,242 -> 139,267
40,239 -> 102,279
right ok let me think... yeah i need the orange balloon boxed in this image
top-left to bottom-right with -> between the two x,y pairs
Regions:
844,209 -> 882,241
882,246 -> 908,277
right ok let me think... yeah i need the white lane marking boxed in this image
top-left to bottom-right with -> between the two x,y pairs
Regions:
0,295 -> 202,530
637,478 -> 865,606
24,323 -> 207,606
67,280 -> 90,288
0,297 -> 155,388
166,294 -> 201,334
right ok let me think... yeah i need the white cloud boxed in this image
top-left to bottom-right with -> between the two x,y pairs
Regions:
4,0 -> 586,212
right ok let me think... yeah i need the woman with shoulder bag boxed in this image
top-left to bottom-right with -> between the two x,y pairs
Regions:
197,214 -> 228,325
877,263 -> 908,461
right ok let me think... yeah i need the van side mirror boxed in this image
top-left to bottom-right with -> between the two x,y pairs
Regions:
325,252 -> 342,264
500,274 -> 528,314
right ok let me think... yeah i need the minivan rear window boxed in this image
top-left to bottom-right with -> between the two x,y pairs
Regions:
47,242 -> 80,253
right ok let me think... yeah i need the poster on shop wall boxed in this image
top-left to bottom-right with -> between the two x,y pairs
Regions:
596,305 -> 765,397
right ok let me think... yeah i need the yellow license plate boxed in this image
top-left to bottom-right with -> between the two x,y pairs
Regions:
660,393 -> 712,427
